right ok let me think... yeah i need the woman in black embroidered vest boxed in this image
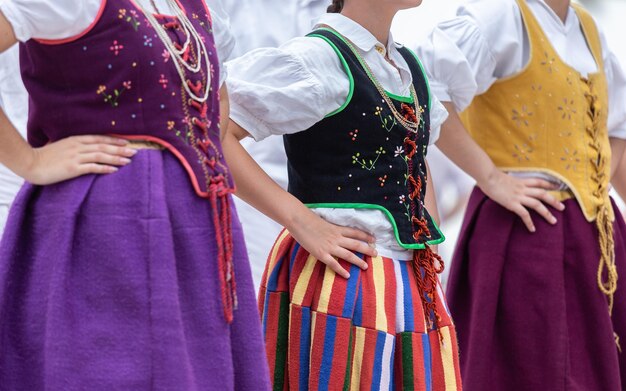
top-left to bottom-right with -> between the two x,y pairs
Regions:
223,0 -> 462,389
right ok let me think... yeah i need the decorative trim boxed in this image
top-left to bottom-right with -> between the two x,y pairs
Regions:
305,202 -> 445,249
307,33 -> 355,118
35,0 -> 108,45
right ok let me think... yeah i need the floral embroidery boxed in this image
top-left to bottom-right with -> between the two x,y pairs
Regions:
349,129 -> 359,141
159,74 -> 169,89
511,105 -> 533,127
110,40 -> 124,56
143,35 -> 153,47
162,49 -> 171,63
118,9 -> 141,31
374,106 -> 396,132
96,81 -> 132,107
351,147 -> 386,171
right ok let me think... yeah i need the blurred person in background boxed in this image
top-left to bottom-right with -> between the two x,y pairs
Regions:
0,45 -> 26,235
222,0 -> 329,291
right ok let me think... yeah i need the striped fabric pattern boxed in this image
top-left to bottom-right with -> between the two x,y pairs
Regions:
258,230 -> 462,390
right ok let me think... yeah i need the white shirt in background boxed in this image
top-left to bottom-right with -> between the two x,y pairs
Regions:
222,0 -> 329,290
228,13 -> 449,260
0,45 -> 27,234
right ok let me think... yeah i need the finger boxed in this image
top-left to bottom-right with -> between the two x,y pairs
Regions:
510,204 -> 536,232
79,144 -> 138,158
72,135 -> 129,146
522,197 -> 557,225
334,247 -> 368,270
338,237 -> 377,259
77,163 -> 119,175
525,188 -> 566,211
78,152 -> 132,166
521,178 -> 560,191
339,226 -> 375,244
319,254 -> 350,279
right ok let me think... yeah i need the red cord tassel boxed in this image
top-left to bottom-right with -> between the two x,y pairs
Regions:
209,178 -> 236,324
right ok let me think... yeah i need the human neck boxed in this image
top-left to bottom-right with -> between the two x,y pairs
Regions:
340,2 -> 396,46
544,0 -> 571,23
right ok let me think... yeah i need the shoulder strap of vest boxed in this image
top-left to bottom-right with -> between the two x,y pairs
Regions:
514,0 -> 552,59
571,4 -> 604,70
396,46 -> 431,111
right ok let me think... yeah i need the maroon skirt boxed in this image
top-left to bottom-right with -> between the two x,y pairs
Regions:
447,187 -> 626,391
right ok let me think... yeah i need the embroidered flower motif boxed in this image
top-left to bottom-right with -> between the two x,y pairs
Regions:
162,50 -> 171,63
561,147 -> 581,171
512,143 -> 534,162
374,106 -> 383,116
143,35 -> 153,47
351,147 -> 386,171
349,129 -> 359,141
167,121 -> 176,130
399,195 -> 406,204
394,146 -> 404,157
97,81 -> 132,107
511,105 -> 533,127
110,40 -> 124,56
557,98 -> 577,120
378,175 -> 388,187
159,74 -> 169,89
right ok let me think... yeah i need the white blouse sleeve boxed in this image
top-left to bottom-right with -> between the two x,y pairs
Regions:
205,2 -> 235,86
0,0 -> 101,42
428,94 -> 448,145
227,36 -> 349,141
600,29 -> 626,140
418,0 -> 525,112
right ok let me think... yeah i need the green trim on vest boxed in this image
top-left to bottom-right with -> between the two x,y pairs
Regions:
305,202 -> 446,249
307,33 -> 355,117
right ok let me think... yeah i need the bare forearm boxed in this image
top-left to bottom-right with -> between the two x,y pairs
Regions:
424,160 -> 440,226
610,137 -> 626,179
435,102 -> 498,190
221,121 -> 312,230
611,139 -> 626,201
0,107 -> 35,178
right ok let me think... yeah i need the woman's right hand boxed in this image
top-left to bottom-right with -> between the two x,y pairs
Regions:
287,209 -> 377,279
20,135 -> 136,185
479,168 -> 566,232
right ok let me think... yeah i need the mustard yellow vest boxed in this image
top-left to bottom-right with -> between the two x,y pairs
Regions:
461,0 -> 612,223
461,0 -> 618,317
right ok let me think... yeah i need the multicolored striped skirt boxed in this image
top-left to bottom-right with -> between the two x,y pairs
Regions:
258,229 -> 462,390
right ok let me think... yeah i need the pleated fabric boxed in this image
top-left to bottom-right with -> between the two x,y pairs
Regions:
259,229 -> 462,390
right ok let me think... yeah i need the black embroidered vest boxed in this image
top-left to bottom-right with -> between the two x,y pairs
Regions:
284,28 -> 444,249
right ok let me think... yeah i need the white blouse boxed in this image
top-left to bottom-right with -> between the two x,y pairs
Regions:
227,13 -> 448,144
417,0 -> 626,139
0,0 -> 235,86
228,13 -> 448,258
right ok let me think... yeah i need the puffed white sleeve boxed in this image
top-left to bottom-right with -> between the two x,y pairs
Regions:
600,30 -> 626,140
227,36 -> 349,141
428,94 -> 448,145
204,1 -> 235,86
0,0 -> 102,42
417,0 -> 525,112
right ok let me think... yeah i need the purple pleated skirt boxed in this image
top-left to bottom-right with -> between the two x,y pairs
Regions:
447,187 -> 626,391
0,150 -> 270,391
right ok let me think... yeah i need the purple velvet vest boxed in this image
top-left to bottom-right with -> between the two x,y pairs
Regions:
19,0 -> 232,198
19,0 -> 238,322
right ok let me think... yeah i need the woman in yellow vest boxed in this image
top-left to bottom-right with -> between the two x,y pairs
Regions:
417,0 -> 626,389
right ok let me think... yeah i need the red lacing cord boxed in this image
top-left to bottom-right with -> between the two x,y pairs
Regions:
209,176 -> 236,324
401,105 -> 446,338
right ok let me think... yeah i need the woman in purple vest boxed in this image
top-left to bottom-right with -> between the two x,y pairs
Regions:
0,0 -> 270,389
